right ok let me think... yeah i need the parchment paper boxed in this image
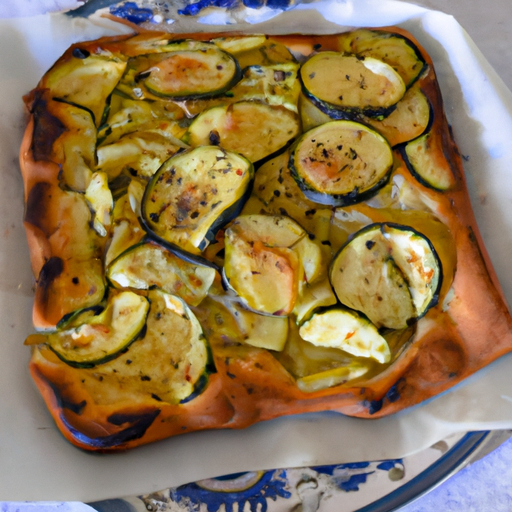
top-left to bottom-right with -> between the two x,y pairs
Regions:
2,0 -> 512,502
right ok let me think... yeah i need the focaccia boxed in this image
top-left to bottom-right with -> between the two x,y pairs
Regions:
19,27 -> 512,451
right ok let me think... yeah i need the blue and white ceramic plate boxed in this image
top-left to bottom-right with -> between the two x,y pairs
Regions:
86,431 -> 501,512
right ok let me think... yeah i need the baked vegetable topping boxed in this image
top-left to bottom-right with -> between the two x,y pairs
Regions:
140,45 -> 240,100
330,223 -> 442,329
223,215 -> 306,315
300,53 -> 406,118
290,120 -> 393,206
23,28 -> 506,451
41,47 -> 127,126
47,290 -> 210,405
107,240 -> 216,306
337,29 -> 427,87
27,291 -> 150,368
184,101 -> 300,163
299,307 -> 391,363
402,131 -> 456,190
218,298 -> 290,351
142,146 -> 253,255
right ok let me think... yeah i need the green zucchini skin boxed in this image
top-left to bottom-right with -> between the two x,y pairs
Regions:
106,238 -> 217,305
49,323 -> 149,370
140,146 -> 254,261
338,29 -> 428,89
289,153 -> 391,207
142,46 -> 242,101
329,222 -> 443,329
179,343 -> 216,404
56,305 -> 105,331
298,305 -> 391,363
301,87 -> 398,122
398,114 -> 456,192
48,293 -> 151,369
289,121 -> 393,207
299,53 -> 406,120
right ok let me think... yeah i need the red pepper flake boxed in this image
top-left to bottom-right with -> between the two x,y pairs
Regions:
236,169 -> 243,176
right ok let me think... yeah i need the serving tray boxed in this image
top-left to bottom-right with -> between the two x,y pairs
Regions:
84,430 -> 507,512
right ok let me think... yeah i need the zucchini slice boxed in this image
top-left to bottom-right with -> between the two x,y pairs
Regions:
233,63 -> 301,112
274,320 -> 371,392
142,146 -> 254,255
96,131 -> 183,180
338,29 -> 427,87
299,307 -> 391,363
289,120 -> 393,206
55,305 -> 105,331
299,85 -> 430,148
107,240 -> 216,306
185,101 -> 300,163
212,35 -> 267,54
220,298 -> 289,351
300,53 -> 406,118
364,86 -> 430,147
233,38 -> 296,70
296,364 -> 370,393
329,223 -> 442,329
85,171 -> 113,237
402,131 -> 456,191
223,215 -> 306,316
60,290 -> 210,405
141,46 -> 241,100
45,98 -> 97,192
44,291 -> 150,368
293,278 -> 337,324
104,179 -> 146,267
41,48 -> 127,126
97,93 -> 186,147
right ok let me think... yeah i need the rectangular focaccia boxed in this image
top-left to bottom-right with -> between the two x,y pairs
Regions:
20,27 -> 512,451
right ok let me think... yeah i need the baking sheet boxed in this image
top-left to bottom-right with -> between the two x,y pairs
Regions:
3,0 -> 512,501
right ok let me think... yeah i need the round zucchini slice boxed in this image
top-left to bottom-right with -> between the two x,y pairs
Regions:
184,101 -> 300,163
142,146 -> 254,255
289,120 -> 393,206
337,29 -> 427,88
45,291 -> 150,368
107,240 -> 216,306
329,223 -> 442,329
363,86 -> 431,147
223,215 -> 306,316
402,131 -> 456,191
300,53 -> 406,118
299,307 -> 391,363
142,46 -> 241,100
63,290 -> 210,405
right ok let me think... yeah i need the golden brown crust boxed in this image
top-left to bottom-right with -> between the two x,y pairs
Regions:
20,26 -> 512,451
